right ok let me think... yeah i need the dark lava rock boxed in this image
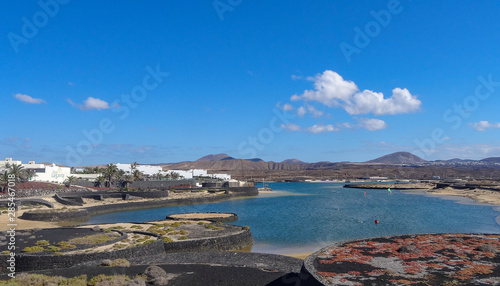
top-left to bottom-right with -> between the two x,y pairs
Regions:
100,259 -> 113,267
397,245 -> 420,254
476,244 -> 498,253
143,265 -> 177,285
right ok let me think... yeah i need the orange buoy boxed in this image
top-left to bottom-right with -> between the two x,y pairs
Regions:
374,220 -> 379,224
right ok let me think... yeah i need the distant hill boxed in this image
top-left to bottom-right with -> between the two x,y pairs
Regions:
246,158 -> 264,162
281,159 -> 306,164
366,152 -> 427,164
480,157 -> 500,164
196,153 -> 232,161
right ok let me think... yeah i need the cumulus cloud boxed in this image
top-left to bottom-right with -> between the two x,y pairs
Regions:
281,123 -> 301,132
293,70 -> 358,106
297,106 -> 307,117
291,70 -> 421,115
281,123 -> 338,133
357,118 -> 387,131
68,97 -> 110,111
307,105 -> 323,118
470,121 -> 500,131
306,124 -> 338,133
14,93 -> 46,104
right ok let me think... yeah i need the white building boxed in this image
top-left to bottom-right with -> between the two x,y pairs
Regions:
116,163 -> 231,181
0,158 -> 100,184
30,164 -> 72,184
0,158 -> 23,170
167,169 -> 231,180
116,163 -> 163,176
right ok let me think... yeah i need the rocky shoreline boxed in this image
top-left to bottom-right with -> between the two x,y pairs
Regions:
344,182 -> 435,189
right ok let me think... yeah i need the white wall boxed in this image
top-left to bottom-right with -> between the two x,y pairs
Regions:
116,163 -> 163,177
33,165 -> 72,184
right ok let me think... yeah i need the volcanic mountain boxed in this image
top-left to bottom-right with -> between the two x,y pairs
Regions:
366,152 -> 427,164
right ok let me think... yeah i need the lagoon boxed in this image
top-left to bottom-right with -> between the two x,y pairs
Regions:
85,182 -> 500,254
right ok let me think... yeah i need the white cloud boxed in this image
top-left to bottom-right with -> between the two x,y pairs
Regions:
281,123 -> 301,131
470,121 -> 500,131
307,105 -> 323,118
293,70 -> 358,106
338,122 -> 353,128
68,97 -> 110,111
306,124 -> 338,133
291,70 -> 421,115
344,88 -> 421,115
14,93 -> 46,104
357,118 -> 387,131
276,102 -> 294,111
291,75 -> 302,80
297,106 -> 307,117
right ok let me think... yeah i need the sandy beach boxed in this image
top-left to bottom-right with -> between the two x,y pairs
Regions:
426,187 -> 500,206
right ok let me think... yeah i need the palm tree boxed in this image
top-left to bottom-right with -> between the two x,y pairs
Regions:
164,172 -> 171,180
131,161 -> 138,171
96,176 -> 106,188
170,171 -> 180,180
122,174 -> 134,189
155,172 -> 163,180
65,176 -> 77,188
103,163 -> 118,187
7,164 -> 24,183
23,169 -> 37,182
132,169 -> 143,182
0,171 -> 9,193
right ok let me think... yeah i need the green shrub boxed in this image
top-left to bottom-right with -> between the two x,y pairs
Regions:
243,226 -> 250,230
205,224 -> 224,230
162,237 -> 173,243
56,241 -> 76,249
69,234 -> 113,245
111,258 -> 130,267
88,274 -> 130,286
0,274 -> 87,286
44,246 -> 61,252
21,246 -> 44,253
1,250 -> 9,255
130,225 -> 143,229
142,239 -> 155,245
178,236 -> 189,240
35,240 -> 49,246
113,243 -> 127,249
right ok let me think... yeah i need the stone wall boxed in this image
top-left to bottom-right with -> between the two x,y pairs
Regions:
18,187 -> 257,222
0,188 -> 87,199
162,228 -> 253,253
19,209 -> 91,222
0,238 -> 165,272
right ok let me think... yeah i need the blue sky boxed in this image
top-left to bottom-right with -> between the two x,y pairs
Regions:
2,0 -> 500,166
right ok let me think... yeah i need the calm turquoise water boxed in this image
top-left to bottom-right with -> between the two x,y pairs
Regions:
85,182 -> 500,254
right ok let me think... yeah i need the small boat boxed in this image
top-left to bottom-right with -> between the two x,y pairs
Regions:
258,181 -> 272,192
